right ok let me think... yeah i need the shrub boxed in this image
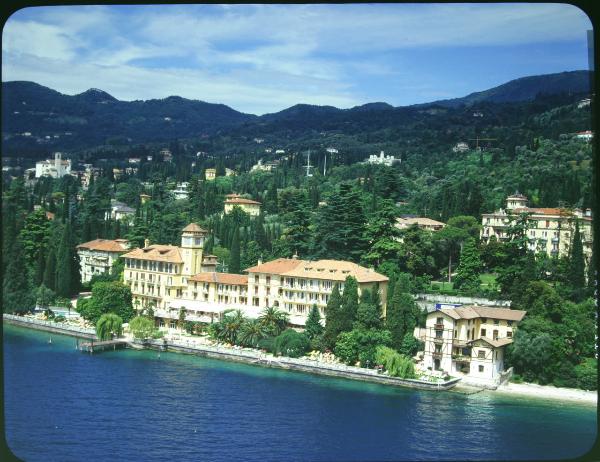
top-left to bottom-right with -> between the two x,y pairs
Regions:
129,316 -> 156,340
273,329 -> 310,358
257,336 -> 276,353
574,358 -> 597,390
53,315 -> 66,323
374,346 -> 416,379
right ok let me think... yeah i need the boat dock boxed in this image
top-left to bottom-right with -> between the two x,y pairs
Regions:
78,339 -> 129,353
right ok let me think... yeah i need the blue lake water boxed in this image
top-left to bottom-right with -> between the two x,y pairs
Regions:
3,324 -> 597,461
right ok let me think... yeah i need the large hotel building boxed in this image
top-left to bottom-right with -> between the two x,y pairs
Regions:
119,223 -> 388,329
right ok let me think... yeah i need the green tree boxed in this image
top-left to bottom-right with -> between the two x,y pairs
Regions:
304,304 -> 324,340
453,238 -> 483,293
340,276 -> 359,332
43,245 -> 57,291
362,199 -> 402,267
334,328 -> 392,367
129,315 -> 157,340
239,319 -> 267,348
55,222 -> 80,297
258,306 -> 289,337
399,333 -> 422,357
568,220 -> 586,301
375,345 -> 416,378
95,313 -> 123,341
354,289 -> 382,330
386,291 -> 418,351
35,284 -> 56,308
229,226 -> 241,274
78,281 -> 134,324
273,329 -> 311,358
323,283 -> 343,350
2,239 -> 35,314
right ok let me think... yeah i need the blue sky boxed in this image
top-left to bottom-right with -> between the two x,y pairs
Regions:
2,4 -> 592,115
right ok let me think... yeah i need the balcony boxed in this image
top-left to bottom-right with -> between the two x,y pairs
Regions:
434,323 -> 444,330
433,337 -> 444,344
452,354 -> 471,362
551,237 -> 559,243
432,351 -> 444,359
452,339 -> 469,348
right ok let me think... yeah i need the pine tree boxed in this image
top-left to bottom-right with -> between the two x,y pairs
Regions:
229,226 -> 241,274
340,276 -> 359,332
305,304 -> 324,340
323,283 -> 343,350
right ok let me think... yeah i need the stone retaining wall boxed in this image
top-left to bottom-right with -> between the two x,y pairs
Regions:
3,314 -> 96,339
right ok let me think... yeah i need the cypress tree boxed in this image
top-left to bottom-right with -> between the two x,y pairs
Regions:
323,283 -> 343,350
229,227 -> 241,274
386,291 -> 418,351
453,238 -> 483,293
340,276 -> 359,332
56,223 -> 75,297
568,220 -> 586,300
43,245 -> 57,291
35,249 -> 46,287
354,288 -> 382,330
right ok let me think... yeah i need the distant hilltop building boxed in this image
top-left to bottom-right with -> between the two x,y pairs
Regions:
205,168 -> 216,181
326,147 -> 338,154
481,193 -> 593,260
224,196 -> 262,216
172,182 -> 190,200
453,142 -> 469,153
577,98 -> 591,108
160,148 -> 173,162
575,130 -> 593,141
395,216 -> 446,232
364,151 -> 399,167
253,138 -> 264,144
35,152 -> 71,178
107,200 -> 136,222
251,159 -> 279,172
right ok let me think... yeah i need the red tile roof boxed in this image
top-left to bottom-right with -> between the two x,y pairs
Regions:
189,272 -> 248,285
77,239 -> 129,253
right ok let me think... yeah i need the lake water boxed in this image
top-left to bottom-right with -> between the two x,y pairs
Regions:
3,324 -> 597,461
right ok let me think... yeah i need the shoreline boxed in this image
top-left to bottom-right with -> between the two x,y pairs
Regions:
3,314 -> 458,392
5,314 -> 597,406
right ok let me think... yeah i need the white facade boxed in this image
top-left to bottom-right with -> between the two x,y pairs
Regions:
364,151 -> 399,166
453,142 -> 469,153
77,239 -> 130,283
422,306 -> 525,386
35,152 -> 71,178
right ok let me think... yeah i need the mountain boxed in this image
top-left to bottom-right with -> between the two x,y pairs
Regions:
1,70 -> 591,154
1,81 -> 257,149
422,70 -> 591,108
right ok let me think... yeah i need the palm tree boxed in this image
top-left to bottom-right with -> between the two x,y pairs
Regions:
239,319 -> 267,348
258,306 -> 289,337
220,309 -> 246,344
96,313 -> 123,341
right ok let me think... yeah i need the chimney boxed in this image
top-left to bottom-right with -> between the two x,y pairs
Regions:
144,238 -> 150,248
292,252 -> 299,259
257,257 -> 263,266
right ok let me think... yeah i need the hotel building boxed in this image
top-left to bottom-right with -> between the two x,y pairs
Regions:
77,238 -> 130,283
120,224 -> 388,330
481,194 -> 593,260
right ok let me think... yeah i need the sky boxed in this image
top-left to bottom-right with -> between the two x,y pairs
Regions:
2,4 -> 593,115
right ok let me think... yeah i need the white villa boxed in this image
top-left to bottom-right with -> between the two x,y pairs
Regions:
35,152 -> 71,178
364,151 -> 399,166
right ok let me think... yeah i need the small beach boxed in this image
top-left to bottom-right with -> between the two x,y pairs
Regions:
493,381 -> 597,405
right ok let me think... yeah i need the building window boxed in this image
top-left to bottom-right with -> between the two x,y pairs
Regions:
435,330 -> 443,338
253,297 -> 259,307
479,365 -> 484,373
493,330 -> 498,340
507,320 -> 513,326
481,318 -> 487,323
170,320 -> 176,329
481,329 -> 486,337
266,276 -> 271,284
507,331 -> 512,338
478,350 -> 485,359
453,330 -> 457,338
255,275 -> 259,283
494,319 -> 499,325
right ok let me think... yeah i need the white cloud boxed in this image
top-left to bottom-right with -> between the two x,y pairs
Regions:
1,4 -> 592,113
